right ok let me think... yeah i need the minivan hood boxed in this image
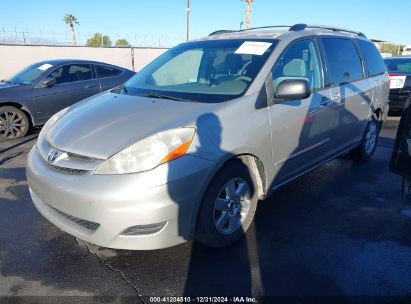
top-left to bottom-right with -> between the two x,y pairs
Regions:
47,92 -> 221,159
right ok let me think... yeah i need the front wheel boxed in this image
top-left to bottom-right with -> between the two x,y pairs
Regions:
0,106 -> 30,139
196,159 -> 258,248
350,118 -> 379,161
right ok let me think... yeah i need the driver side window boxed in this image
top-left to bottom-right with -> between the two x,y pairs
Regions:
272,39 -> 323,92
47,64 -> 93,84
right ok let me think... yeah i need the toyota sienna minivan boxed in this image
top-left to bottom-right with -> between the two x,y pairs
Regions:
27,24 -> 389,250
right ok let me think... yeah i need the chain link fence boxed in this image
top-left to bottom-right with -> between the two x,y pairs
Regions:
0,28 -> 184,48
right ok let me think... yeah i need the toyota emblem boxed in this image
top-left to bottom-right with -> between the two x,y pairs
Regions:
47,150 -> 59,164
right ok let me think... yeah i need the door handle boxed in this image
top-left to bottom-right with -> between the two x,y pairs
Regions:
85,84 -> 96,89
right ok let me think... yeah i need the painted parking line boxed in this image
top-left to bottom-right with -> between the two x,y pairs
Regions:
0,134 -> 38,154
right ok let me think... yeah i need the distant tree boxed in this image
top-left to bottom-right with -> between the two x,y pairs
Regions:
115,39 -> 131,47
241,0 -> 255,29
380,43 -> 405,56
86,33 -> 112,47
63,14 -> 79,46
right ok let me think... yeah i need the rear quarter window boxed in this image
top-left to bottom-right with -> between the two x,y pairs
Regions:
96,65 -> 123,78
357,40 -> 387,76
322,38 -> 364,85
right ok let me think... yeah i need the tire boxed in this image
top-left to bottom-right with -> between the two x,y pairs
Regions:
0,106 -> 30,139
196,158 -> 258,248
350,118 -> 379,161
403,177 -> 411,204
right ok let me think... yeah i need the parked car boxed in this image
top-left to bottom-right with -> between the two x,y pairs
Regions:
384,57 -> 411,114
390,95 -> 411,203
27,24 -> 389,250
0,59 -> 135,139
402,46 -> 411,56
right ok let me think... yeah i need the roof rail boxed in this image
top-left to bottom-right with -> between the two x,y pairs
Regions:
208,30 -> 236,36
209,25 -> 291,36
289,23 -> 367,38
238,25 -> 292,32
208,24 -> 367,38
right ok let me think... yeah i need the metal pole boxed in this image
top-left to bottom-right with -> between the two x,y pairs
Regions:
186,0 -> 190,41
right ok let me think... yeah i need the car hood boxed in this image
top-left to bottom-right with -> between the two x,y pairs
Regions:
0,82 -> 20,89
0,82 -> 25,99
47,92 -> 222,159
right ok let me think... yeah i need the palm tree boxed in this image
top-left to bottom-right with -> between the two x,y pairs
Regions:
241,0 -> 255,30
63,14 -> 79,45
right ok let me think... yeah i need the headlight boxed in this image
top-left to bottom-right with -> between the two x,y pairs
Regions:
37,107 -> 69,147
94,127 -> 196,175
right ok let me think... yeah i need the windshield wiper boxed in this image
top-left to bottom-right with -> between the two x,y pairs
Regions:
137,92 -> 192,102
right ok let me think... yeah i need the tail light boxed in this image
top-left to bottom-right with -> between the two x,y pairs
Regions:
388,73 -> 406,89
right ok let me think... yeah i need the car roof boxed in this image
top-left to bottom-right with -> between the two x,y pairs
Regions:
193,24 -> 369,43
34,59 -> 129,70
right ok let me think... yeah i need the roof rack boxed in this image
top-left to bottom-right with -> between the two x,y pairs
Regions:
289,23 -> 367,38
208,23 -> 367,38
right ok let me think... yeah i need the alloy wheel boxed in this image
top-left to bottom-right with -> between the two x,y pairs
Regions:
213,177 -> 251,235
0,110 -> 27,139
365,121 -> 378,155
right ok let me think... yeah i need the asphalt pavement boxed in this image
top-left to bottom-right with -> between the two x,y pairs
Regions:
0,118 -> 410,303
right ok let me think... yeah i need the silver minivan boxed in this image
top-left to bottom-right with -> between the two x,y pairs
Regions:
27,24 -> 390,250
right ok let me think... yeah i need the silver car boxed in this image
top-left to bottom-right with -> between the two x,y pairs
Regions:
27,24 -> 389,250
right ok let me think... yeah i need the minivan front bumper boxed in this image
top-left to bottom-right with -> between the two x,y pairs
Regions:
26,146 -> 215,250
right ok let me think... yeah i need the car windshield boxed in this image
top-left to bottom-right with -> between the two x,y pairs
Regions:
7,62 -> 54,85
385,58 -> 411,74
123,39 -> 278,103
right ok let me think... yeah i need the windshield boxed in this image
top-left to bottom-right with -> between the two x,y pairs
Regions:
7,62 -> 54,85
123,39 -> 277,102
385,58 -> 411,74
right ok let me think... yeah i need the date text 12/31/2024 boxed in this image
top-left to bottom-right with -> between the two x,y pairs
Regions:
149,296 -> 258,303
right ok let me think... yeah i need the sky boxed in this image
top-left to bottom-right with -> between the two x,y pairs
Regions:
0,0 -> 410,46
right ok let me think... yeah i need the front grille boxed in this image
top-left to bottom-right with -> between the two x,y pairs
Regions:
40,142 -> 99,175
51,165 -> 87,175
67,152 -> 97,161
49,205 -> 100,231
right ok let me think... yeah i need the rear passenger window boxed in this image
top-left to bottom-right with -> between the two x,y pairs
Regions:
357,40 -> 386,76
272,39 -> 323,91
96,65 -> 122,78
322,38 -> 363,85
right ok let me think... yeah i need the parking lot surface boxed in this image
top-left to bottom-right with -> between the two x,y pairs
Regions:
0,119 -> 410,302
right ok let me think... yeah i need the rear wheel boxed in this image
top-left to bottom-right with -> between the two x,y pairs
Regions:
196,159 -> 258,248
350,118 -> 379,161
0,106 -> 30,139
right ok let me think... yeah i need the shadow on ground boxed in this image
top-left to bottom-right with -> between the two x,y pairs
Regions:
1,123 -> 410,299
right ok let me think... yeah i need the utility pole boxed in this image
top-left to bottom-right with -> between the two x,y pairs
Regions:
186,0 -> 190,41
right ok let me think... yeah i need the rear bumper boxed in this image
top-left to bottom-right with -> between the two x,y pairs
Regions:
27,146 -> 215,250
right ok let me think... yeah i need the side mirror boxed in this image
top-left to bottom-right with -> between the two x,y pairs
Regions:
274,79 -> 311,101
41,77 -> 56,88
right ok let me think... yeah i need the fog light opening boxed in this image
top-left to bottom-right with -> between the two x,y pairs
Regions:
121,222 -> 167,236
